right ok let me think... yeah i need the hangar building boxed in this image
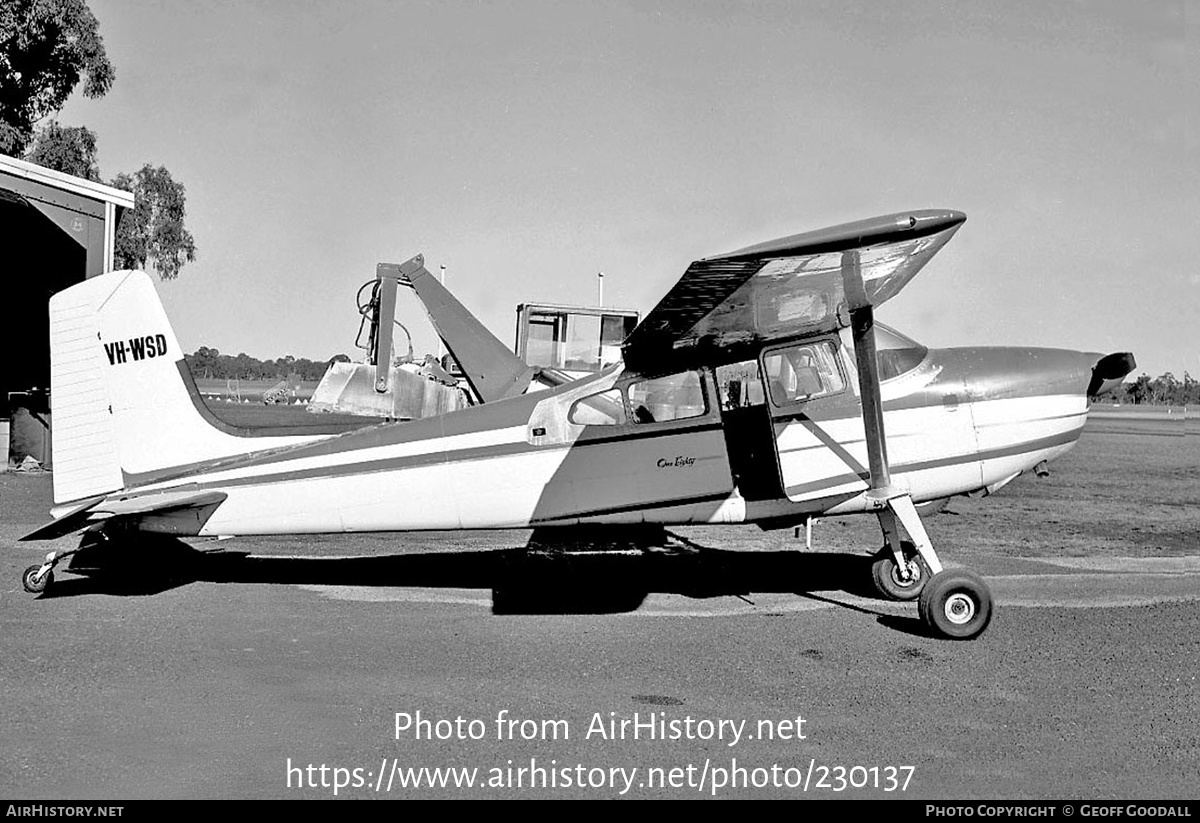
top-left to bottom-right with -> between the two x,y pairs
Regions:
1,153 -> 134,468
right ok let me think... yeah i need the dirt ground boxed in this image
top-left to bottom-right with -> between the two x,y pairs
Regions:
1,418 -> 1197,800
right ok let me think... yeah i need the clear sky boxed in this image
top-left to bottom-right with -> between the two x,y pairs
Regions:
56,0 -> 1196,378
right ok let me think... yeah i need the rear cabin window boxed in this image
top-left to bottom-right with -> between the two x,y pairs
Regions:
567,370 -> 709,426
568,388 -> 626,425
626,370 -> 707,424
763,340 -> 845,406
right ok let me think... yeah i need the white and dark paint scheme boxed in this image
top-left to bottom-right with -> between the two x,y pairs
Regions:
20,210 -> 1134,640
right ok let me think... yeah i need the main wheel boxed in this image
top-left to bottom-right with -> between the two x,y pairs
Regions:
22,564 -> 53,594
918,570 -> 993,640
871,542 -> 930,601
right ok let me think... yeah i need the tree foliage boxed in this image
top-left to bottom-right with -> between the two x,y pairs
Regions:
24,125 -> 200,280
185,347 -> 351,382
8,2 -> 200,281
1108,372 -> 1200,407
111,164 -> 197,280
0,0 -> 113,154
23,118 -> 98,179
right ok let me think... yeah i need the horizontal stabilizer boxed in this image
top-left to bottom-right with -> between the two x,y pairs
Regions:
88,489 -> 228,518
19,494 -> 108,541
19,490 -> 228,541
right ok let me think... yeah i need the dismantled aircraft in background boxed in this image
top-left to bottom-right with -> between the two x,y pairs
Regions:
20,209 -> 1135,640
308,268 -> 642,419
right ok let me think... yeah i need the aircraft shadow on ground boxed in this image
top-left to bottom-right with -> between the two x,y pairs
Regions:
40,530 -> 933,637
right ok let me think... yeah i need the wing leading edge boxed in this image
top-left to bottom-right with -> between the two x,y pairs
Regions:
622,209 -> 965,372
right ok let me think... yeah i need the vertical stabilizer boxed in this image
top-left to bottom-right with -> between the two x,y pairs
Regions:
49,271 -> 319,504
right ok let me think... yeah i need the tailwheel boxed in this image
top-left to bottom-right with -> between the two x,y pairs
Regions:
22,564 -> 54,594
871,542 -> 930,601
918,570 -> 993,640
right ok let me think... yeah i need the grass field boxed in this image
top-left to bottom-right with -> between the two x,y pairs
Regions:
193,378 -> 320,403
912,427 -> 1198,558
663,422 -> 1199,562
1088,404 -> 1198,437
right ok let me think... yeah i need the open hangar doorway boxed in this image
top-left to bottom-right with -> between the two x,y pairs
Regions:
0,154 -> 133,469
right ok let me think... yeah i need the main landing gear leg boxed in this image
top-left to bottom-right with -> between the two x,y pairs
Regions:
871,495 -> 936,602
886,495 -> 943,575
873,494 -> 994,640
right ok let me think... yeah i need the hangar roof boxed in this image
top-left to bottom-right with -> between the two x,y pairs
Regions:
0,153 -> 134,209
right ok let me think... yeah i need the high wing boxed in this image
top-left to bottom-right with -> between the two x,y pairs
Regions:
622,209 -> 965,372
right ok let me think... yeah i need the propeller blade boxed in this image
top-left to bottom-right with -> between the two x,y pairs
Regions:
1087,352 -> 1136,397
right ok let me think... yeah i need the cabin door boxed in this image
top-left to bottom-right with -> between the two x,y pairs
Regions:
715,360 -> 786,501
762,338 -> 870,505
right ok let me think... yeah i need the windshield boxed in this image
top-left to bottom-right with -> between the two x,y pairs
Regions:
874,323 -> 928,381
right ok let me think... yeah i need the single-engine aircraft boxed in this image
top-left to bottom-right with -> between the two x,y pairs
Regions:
19,209 -> 1135,640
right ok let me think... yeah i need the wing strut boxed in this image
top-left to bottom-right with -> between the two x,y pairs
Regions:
843,251 -> 892,500
840,251 -> 943,576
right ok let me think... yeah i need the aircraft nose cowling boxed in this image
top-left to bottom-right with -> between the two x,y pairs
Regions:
942,347 -> 1127,403
1085,351 -> 1137,397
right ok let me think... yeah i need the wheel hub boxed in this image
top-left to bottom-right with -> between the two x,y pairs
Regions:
944,593 -> 976,625
892,559 -> 921,587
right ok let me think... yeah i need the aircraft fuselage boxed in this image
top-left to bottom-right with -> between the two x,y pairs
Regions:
106,334 -> 1100,538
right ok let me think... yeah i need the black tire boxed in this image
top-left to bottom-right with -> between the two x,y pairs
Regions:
918,570 -> 993,640
871,542 -> 929,601
22,564 -> 53,594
